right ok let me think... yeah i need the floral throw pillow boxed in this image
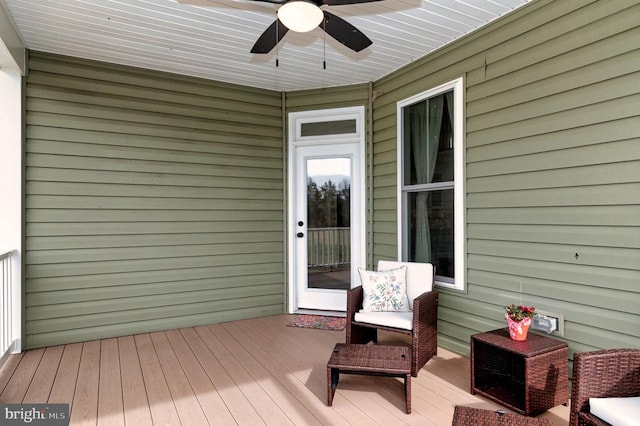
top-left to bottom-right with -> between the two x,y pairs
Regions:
358,266 -> 410,312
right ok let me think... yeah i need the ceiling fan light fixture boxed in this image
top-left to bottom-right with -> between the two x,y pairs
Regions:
277,1 -> 323,33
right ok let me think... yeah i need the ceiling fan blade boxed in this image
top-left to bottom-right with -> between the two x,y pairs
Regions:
246,0 -> 382,4
251,19 -> 289,54
322,0 -> 384,4
322,11 -> 372,52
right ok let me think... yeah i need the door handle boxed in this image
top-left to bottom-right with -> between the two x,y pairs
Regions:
297,232 -> 304,238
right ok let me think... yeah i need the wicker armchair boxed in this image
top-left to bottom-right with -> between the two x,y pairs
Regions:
345,261 -> 438,377
451,406 -> 553,426
569,348 -> 640,426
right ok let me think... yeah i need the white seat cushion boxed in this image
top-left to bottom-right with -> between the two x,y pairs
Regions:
589,396 -> 640,426
377,260 -> 433,310
354,311 -> 413,331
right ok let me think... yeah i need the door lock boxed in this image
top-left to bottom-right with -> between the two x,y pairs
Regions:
297,232 -> 304,238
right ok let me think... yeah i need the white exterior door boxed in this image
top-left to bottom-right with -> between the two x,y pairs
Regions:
288,107 -> 365,313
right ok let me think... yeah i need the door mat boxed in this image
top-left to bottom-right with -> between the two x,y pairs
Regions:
287,315 -> 346,331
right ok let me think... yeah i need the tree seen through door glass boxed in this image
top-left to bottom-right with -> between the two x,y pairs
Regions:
306,158 -> 351,290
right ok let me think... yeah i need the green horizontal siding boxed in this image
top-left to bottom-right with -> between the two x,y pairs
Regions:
24,52 -> 285,348
370,0 -> 640,357
285,84 -> 370,112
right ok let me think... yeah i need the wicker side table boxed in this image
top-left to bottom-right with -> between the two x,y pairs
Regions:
471,328 -> 568,416
452,406 -> 553,426
327,343 -> 411,413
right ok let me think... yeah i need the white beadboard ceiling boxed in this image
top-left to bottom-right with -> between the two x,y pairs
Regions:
1,0 -> 531,91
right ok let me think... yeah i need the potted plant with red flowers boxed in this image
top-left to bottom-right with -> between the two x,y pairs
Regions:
505,304 -> 535,341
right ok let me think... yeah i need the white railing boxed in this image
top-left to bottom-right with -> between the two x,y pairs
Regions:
0,250 -> 18,365
308,227 -> 350,268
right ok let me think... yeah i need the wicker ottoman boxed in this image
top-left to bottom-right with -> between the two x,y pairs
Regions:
327,343 -> 411,413
452,406 -> 553,426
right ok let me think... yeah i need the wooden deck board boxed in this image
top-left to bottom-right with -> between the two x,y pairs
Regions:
0,348 -> 44,403
180,327 -> 264,425
150,331 -> 210,426
134,334 -> 181,426
215,322 -> 323,426
202,324 -> 296,426
71,340 -> 101,426
226,320 -> 352,426
0,351 -> 24,398
97,338 -> 124,426
0,315 -> 570,425
118,336 -> 153,426
49,343 -> 82,404
23,345 -> 64,403
164,329 -> 236,426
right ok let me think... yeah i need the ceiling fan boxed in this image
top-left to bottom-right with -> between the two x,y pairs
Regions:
200,0 -> 384,54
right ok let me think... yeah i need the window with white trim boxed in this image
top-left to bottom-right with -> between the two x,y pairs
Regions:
397,78 -> 465,290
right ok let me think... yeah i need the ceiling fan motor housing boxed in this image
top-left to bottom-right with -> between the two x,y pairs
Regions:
277,1 -> 324,33
250,0 -> 381,54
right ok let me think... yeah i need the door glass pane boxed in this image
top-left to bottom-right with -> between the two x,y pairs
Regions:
306,157 -> 351,290
407,189 -> 454,282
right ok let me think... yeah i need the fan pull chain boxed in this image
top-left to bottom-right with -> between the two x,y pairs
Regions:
276,19 -> 279,67
323,16 -> 326,70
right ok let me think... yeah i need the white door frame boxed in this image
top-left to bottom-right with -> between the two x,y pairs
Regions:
287,106 -> 366,313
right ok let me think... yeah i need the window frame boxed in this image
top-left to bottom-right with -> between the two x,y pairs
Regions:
396,77 -> 465,291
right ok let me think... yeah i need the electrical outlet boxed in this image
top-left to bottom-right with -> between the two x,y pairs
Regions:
532,314 -> 557,333
531,310 -> 564,337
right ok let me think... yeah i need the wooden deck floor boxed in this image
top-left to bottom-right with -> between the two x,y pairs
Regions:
0,315 -> 569,425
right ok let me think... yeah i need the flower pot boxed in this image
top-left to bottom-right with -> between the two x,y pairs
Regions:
505,315 -> 531,341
